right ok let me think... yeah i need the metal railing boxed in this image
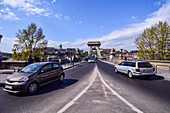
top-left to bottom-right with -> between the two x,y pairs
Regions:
155,64 -> 170,74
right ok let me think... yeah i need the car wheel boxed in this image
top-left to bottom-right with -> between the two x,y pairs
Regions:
115,68 -> 118,73
28,82 -> 38,93
59,74 -> 64,82
8,92 -> 13,95
128,71 -> 133,79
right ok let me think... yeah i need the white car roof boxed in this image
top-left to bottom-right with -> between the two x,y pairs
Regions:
125,60 -> 149,63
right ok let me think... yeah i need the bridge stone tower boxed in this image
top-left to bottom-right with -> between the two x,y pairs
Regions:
109,48 -> 115,61
87,41 -> 102,58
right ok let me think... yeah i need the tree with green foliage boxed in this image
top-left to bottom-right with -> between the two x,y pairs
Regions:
135,27 -> 157,59
12,23 -> 48,61
135,21 -> 170,60
155,21 -> 170,59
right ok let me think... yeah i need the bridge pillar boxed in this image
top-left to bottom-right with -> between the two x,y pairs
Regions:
87,41 -> 102,58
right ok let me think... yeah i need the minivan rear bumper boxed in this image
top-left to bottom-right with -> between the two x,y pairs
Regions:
133,72 -> 156,76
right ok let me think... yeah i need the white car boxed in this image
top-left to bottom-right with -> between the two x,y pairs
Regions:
88,58 -> 95,63
114,60 -> 155,78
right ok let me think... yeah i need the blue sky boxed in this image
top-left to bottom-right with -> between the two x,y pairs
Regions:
0,0 -> 170,53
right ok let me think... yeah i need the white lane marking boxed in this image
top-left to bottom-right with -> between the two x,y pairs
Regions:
101,84 -> 108,98
57,66 -> 97,113
97,66 -> 143,113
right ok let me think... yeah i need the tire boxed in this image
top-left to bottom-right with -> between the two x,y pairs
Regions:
115,68 -> 118,73
28,82 -> 38,93
59,74 -> 64,82
128,71 -> 133,79
8,92 -> 13,95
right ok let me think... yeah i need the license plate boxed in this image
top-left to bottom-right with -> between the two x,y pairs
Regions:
143,70 -> 151,73
5,85 -> 12,89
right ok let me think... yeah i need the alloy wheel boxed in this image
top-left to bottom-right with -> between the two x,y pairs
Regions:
28,83 -> 38,93
128,72 -> 133,79
59,75 -> 64,82
115,68 -> 118,73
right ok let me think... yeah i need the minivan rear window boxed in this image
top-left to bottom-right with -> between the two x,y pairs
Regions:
138,62 -> 153,68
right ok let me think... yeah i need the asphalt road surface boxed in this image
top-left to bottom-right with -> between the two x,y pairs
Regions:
0,60 -> 170,113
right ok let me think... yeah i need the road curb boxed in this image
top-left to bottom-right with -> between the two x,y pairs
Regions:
0,71 -> 14,74
99,59 -> 117,66
63,62 -> 85,70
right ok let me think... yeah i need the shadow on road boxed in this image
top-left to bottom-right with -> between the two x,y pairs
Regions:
136,75 -> 165,80
11,79 -> 78,97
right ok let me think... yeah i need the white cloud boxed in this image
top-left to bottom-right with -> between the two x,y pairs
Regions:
0,8 -> 20,21
55,13 -> 62,20
43,12 -> 50,17
2,1 -> 170,53
78,21 -> 83,24
0,0 -> 50,16
64,15 -> 70,21
131,16 -> 136,19
55,14 -> 71,21
0,37 -> 16,53
48,1 -> 170,51
51,0 -> 56,4
154,1 -> 162,7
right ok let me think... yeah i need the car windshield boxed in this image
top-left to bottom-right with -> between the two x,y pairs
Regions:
138,62 -> 153,68
89,58 -> 94,60
19,63 -> 43,73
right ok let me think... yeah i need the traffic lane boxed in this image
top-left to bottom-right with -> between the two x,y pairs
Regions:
0,62 -> 95,113
97,60 -> 170,113
64,62 -> 95,81
65,72 -> 136,113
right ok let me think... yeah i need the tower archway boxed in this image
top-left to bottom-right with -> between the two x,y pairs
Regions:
87,41 -> 102,58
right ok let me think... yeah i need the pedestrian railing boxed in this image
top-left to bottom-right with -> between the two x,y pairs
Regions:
155,64 -> 170,74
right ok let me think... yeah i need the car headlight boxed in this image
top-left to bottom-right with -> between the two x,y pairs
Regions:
19,76 -> 29,82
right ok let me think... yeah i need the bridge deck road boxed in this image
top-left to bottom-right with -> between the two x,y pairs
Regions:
0,62 -> 95,113
0,60 -> 170,113
96,60 -> 170,113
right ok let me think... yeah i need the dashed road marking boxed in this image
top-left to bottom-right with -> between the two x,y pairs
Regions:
58,64 -> 143,113
97,66 -> 143,113
57,66 -> 97,113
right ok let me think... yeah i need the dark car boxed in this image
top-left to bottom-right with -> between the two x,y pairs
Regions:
3,62 -> 65,94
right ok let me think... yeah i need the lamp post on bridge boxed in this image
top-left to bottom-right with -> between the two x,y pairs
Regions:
166,32 -> 170,60
0,35 -> 3,64
0,35 -> 3,43
120,49 -> 123,59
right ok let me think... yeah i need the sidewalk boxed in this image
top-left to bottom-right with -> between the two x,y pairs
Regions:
0,61 -> 85,87
100,60 -> 170,80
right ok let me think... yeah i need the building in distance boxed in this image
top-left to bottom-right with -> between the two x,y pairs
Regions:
44,45 -> 77,56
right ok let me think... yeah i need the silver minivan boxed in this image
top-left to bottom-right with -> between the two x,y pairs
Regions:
114,61 -> 155,78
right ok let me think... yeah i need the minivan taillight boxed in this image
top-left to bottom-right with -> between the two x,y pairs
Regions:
136,68 -> 140,72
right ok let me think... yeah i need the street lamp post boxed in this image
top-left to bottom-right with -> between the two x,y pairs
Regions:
166,32 -> 170,60
0,35 -> 2,64
120,49 -> 123,59
0,35 -> 3,43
